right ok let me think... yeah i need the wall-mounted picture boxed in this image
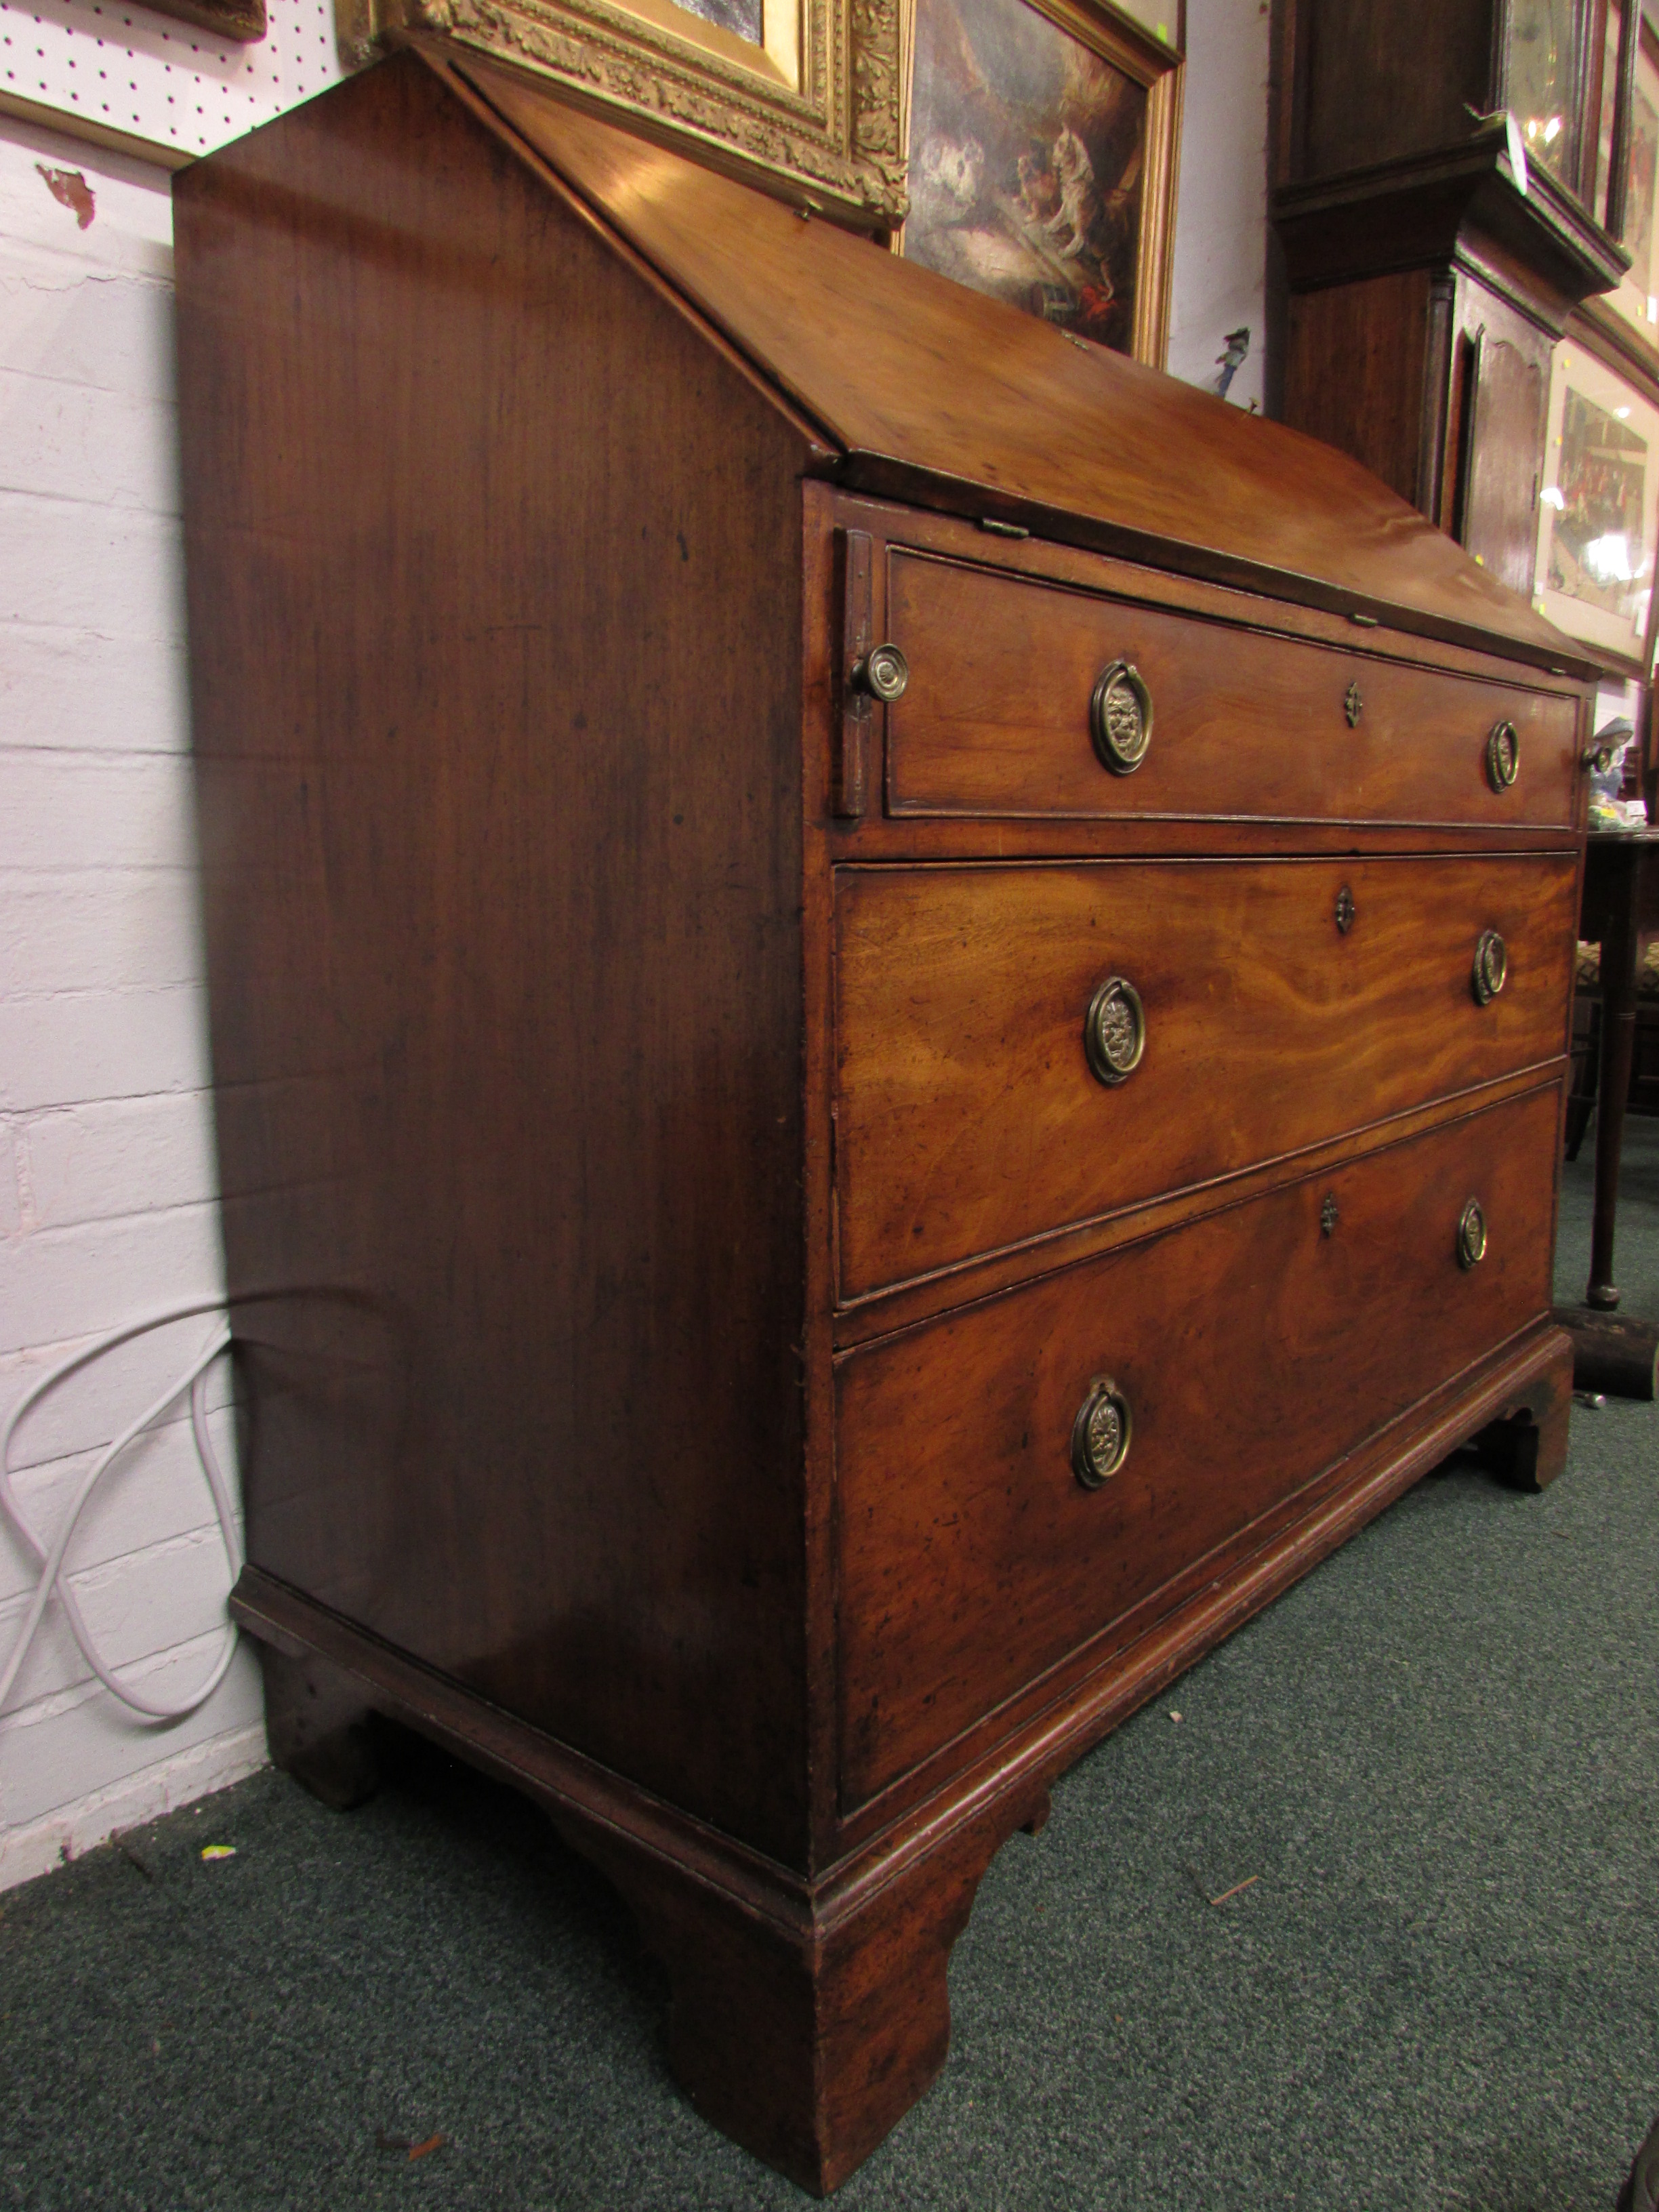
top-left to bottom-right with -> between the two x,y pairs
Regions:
1603,14 -> 1659,342
340,0 -> 907,230
1535,342 -> 1659,667
897,0 -> 1181,365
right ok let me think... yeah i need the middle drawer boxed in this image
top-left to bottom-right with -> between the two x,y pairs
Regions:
834,853 -> 1576,1300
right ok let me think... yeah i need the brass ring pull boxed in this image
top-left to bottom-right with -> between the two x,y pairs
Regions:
1090,661 -> 1153,774
1084,975 -> 1146,1085
1581,742 -> 1616,774
1071,1376 -> 1132,1488
1486,720 -> 1519,791
1457,1197 -> 1488,1269
1471,928 -> 1507,1005
851,643 -> 909,703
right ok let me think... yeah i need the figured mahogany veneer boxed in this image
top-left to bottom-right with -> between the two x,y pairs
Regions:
835,854 -> 1577,1298
173,47 -> 1591,2198
884,551 -> 1580,826
838,1082 -> 1559,1805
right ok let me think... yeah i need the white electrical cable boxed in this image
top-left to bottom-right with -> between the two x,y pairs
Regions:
0,1303 -> 242,1722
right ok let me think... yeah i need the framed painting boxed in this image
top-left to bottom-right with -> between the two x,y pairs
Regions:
896,0 -> 1181,365
1600,12 -> 1659,344
143,0 -> 266,36
1534,340 -> 1659,669
340,0 -> 907,228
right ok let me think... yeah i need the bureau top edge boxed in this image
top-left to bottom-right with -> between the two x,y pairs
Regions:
815,489 -> 1595,700
445,54 -> 1595,687
830,455 -> 1603,687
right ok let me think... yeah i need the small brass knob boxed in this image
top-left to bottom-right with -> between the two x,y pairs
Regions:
1457,1197 -> 1488,1269
1084,975 -> 1146,1085
1071,1376 -> 1132,1488
1471,928 -> 1508,1005
1090,660 -> 1153,774
852,643 -> 909,703
1486,720 -> 1519,790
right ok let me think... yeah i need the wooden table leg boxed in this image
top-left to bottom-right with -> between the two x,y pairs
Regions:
1587,851 -> 1641,1310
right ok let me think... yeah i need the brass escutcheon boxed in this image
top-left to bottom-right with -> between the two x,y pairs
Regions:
1320,1193 -> 1339,1237
1084,975 -> 1146,1085
852,642 -> 909,703
1090,660 -> 1153,774
1336,885 -> 1356,935
1071,1376 -> 1132,1488
1486,720 -> 1519,790
1457,1197 -> 1488,1269
1344,680 -> 1363,727
1471,928 -> 1508,1005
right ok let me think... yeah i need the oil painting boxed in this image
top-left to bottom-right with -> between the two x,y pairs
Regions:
1605,18 -> 1659,340
676,0 -> 764,45
900,0 -> 1179,363
1536,344 -> 1659,667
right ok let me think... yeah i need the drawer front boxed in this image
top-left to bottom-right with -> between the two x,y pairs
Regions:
884,550 -> 1579,826
836,1084 -> 1559,1808
834,853 -> 1576,1300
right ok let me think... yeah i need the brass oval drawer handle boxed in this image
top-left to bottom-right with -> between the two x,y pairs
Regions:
851,643 -> 909,703
1090,660 -> 1153,774
1084,975 -> 1146,1085
1486,720 -> 1519,791
1071,1376 -> 1132,1489
1457,1197 -> 1488,1270
1471,928 -> 1508,1005
1581,741 -> 1617,775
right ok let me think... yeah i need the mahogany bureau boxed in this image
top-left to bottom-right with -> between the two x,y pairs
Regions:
173,46 -> 1595,2194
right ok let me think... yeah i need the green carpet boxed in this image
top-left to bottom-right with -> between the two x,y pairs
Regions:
4,1124 -> 1656,2211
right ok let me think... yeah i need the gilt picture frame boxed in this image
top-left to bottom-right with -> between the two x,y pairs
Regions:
340,0 -> 907,228
1602,12 -> 1659,348
1534,340 -> 1659,672
895,0 -> 1181,365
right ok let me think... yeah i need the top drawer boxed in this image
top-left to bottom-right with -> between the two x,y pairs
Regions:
883,550 -> 1580,828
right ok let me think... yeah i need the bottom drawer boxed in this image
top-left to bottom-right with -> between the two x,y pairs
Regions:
835,1084 -> 1559,1809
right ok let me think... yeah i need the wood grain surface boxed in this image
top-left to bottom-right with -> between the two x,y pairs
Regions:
883,546 -> 1579,826
836,1083 -> 1561,1805
174,51 -> 818,1863
457,52 -> 1596,676
834,853 -> 1577,1297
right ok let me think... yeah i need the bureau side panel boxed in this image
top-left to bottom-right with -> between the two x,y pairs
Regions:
173,56 -> 813,1860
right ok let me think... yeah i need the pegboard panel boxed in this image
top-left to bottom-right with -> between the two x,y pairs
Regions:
1,0 -> 343,163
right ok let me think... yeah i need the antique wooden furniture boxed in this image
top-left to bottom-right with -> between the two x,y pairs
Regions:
1555,828 -> 1659,1397
173,47 -> 1597,2194
1273,0 -> 1633,597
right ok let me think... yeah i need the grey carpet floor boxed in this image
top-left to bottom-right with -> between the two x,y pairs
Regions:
3,1125 -> 1656,2212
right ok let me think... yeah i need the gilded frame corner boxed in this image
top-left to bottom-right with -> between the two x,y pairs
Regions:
345,0 -> 909,226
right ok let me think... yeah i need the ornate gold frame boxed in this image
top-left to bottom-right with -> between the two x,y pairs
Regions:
895,0 -> 1181,367
341,0 -> 907,227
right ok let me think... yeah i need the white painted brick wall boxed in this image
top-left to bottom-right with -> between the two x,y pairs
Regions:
0,113 -> 264,1891
1166,0 -> 1269,414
